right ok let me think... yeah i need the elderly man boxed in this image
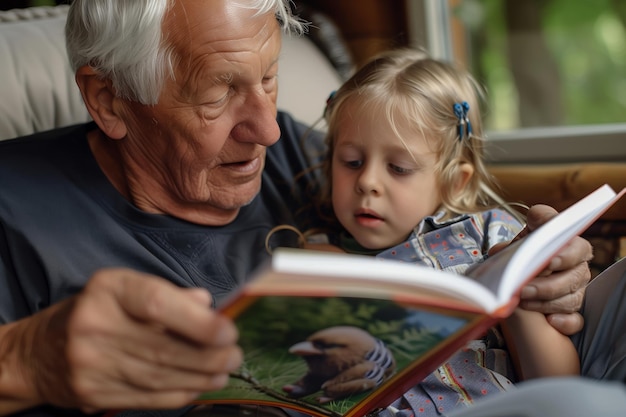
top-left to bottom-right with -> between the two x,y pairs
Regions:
0,1 -> 608,417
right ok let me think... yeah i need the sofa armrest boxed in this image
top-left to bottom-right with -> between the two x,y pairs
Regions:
489,163 -> 626,221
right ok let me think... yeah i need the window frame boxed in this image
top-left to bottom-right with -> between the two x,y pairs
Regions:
406,0 -> 626,164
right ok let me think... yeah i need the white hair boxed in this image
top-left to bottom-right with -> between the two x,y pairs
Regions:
65,0 -> 306,105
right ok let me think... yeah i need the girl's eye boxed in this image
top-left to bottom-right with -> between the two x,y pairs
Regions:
344,160 -> 363,169
390,164 -> 413,175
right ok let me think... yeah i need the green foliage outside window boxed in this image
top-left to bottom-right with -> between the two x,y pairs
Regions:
32,0 -> 57,5
455,0 -> 626,130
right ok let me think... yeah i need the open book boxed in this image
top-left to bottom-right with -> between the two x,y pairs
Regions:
193,184 -> 625,417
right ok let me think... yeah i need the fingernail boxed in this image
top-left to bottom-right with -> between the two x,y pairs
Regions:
547,314 -> 564,327
549,256 -> 562,270
215,317 -> 239,345
520,285 -> 537,299
189,288 -> 212,305
520,300 -> 540,310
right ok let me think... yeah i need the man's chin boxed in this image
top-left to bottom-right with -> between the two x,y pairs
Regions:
213,184 -> 261,210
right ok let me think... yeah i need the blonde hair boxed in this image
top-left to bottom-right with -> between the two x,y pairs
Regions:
316,48 -> 522,229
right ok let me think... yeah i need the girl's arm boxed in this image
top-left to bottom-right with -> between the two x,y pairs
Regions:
501,308 -> 580,380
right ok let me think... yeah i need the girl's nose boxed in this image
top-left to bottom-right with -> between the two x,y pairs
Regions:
355,166 -> 381,195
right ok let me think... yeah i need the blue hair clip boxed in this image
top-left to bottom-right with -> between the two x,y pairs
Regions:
453,103 -> 465,140
324,90 -> 337,117
453,101 -> 472,140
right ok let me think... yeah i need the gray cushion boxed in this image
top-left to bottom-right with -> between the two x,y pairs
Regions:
0,6 -> 90,141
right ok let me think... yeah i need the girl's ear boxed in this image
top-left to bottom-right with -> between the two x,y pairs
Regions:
454,161 -> 475,194
75,66 -> 128,139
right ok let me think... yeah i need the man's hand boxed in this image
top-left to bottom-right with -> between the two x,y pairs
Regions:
0,268 -> 242,414
512,205 -> 593,335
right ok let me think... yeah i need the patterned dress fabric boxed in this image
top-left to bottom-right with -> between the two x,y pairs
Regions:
369,209 -> 523,416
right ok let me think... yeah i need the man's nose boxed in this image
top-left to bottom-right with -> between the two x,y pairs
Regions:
232,89 -> 281,146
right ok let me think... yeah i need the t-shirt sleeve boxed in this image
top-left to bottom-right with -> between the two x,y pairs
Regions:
0,222 -> 34,323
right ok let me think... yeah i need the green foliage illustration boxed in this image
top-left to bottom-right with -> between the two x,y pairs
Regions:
198,296 -> 468,416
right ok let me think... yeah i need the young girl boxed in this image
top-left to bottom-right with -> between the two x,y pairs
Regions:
287,48 -> 580,416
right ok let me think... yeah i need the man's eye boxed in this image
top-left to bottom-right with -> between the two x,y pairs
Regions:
206,88 -> 232,106
263,75 -> 277,85
263,76 -> 278,92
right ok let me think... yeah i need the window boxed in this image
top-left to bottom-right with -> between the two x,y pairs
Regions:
407,0 -> 626,163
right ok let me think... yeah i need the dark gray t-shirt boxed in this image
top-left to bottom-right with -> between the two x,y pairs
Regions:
0,111 -> 323,324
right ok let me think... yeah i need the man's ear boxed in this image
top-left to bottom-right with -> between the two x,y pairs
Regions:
75,66 -> 127,139
454,161 -> 474,194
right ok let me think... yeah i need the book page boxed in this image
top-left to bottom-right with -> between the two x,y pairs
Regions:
268,249 -> 499,312
206,293 -> 486,417
462,238 -> 524,308
465,184 -> 624,308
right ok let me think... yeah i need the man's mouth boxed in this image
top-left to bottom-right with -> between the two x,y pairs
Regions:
221,156 -> 261,173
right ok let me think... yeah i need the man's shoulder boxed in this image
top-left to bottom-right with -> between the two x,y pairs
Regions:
264,111 -> 325,228
0,122 -> 92,146
275,110 -> 325,154
0,122 -> 94,200
0,122 -> 93,164
266,111 -> 324,178
276,110 -> 309,137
